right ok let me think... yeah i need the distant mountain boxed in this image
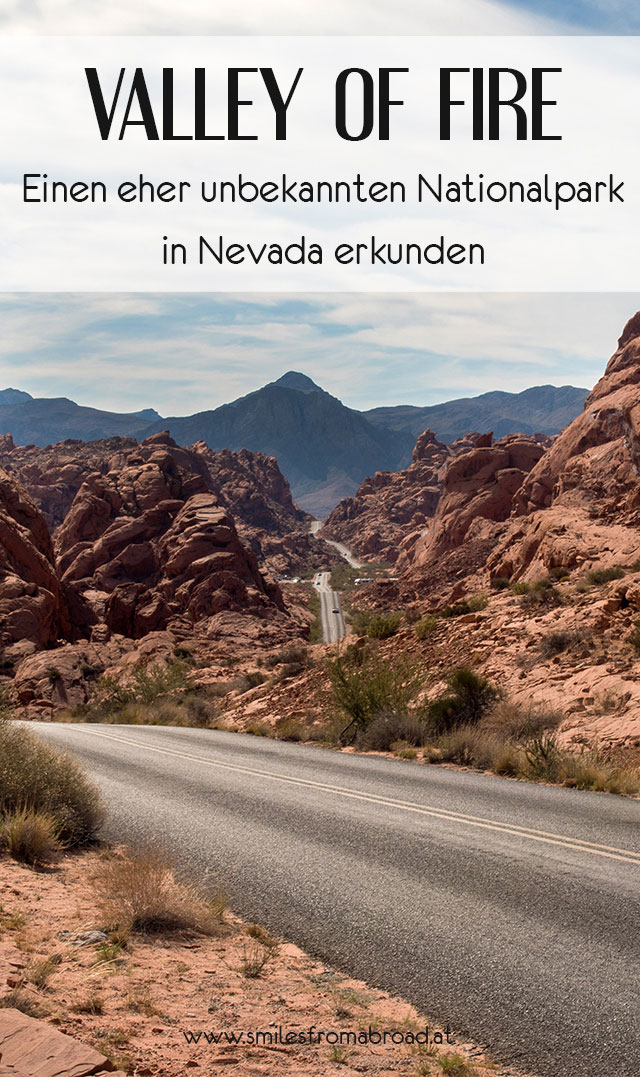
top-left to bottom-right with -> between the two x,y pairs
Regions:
0,388 -> 33,405
0,395 -> 155,445
0,377 -> 589,516
144,372 -> 414,516
364,385 -> 589,442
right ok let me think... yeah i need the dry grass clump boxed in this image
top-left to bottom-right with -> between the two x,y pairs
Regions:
92,845 -> 227,938
479,699 -> 562,741
356,711 -> 427,752
238,938 -> 278,978
2,808 -> 62,867
0,722 -> 103,845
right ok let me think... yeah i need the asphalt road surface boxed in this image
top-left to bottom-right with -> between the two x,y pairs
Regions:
309,519 -> 363,568
313,570 -> 346,643
32,724 -> 640,1077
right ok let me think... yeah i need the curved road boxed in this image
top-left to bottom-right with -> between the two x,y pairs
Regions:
31,723 -> 640,1077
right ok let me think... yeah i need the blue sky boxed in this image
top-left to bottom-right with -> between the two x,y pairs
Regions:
2,0 -> 639,35
0,293 -> 636,415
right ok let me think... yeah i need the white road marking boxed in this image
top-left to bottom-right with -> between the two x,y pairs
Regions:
54,725 -> 640,867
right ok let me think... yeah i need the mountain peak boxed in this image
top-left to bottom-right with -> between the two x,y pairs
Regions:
0,388 -> 33,405
272,371 -> 323,394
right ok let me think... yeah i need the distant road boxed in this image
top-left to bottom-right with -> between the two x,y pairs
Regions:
313,570 -> 346,643
30,724 -> 640,1077
309,519 -> 363,569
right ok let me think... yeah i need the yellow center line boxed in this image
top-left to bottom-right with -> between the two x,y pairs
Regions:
63,725 -> 640,866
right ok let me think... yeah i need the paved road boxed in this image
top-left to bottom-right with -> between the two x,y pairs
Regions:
32,724 -> 640,1077
313,570 -> 346,643
309,519 -> 363,568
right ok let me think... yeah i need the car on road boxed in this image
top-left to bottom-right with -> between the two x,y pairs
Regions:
332,607 -> 340,614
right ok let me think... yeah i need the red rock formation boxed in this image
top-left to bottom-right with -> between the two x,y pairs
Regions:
0,468 -> 69,652
323,430 -> 478,564
55,436 -> 284,640
0,433 -> 327,577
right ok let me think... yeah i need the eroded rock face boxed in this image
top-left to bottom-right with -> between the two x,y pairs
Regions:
0,468 -> 69,650
55,438 -> 284,640
409,434 -> 547,569
0,433 -> 324,578
323,430 -> 478,564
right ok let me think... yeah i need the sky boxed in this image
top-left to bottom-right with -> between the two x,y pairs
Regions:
0,293 -> 637,415
0,0 -> 639,34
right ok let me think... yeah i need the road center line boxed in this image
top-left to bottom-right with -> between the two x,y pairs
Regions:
62,725 -> 640,866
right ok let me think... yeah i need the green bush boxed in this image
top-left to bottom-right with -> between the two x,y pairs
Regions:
439,594 -> 487,618
365,612 -> 402,639
426,668 -> 499,736
0,723 -> 103,845
490,577 -> 511,591
586,565 -> 625,586
327,646 -> 423,743
415,615 -> 437,640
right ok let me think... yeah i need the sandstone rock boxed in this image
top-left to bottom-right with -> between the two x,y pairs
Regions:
0,469 -> 69,650
0,1008 -> 113,1077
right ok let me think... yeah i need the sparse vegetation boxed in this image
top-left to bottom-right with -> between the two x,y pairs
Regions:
439,594 -> 488,618
327,645 -> 424,743
628,619 -> 640,654
586,565 -> 625,586
538,629 -> 587,658
356,711 -> 427,752
425,668 -> 500,736
92,845 -> 227,938
490,576 -> 511,590
239,939 -> 278,978
0,722 -> 103,846
350,609 -> 403,639
415,615 -> 437,640
2,808 -> 62,867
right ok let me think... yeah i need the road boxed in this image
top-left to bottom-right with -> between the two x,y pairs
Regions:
313,570 -> 346,643
32,723 -> 640,1077
309,518 -> 363,568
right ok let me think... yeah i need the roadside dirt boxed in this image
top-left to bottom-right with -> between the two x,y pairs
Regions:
0,851 -> 524,1077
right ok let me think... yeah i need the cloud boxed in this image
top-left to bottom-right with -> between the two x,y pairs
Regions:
0,0 -> 561,36
0,293 -> 635,414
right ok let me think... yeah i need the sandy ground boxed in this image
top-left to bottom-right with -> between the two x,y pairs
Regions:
0,850 -> 527,1077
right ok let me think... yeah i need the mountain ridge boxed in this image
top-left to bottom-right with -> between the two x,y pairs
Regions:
0,374 -> 588,516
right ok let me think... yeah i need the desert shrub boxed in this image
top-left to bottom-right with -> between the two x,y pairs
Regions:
366,612 -> 403,640
356,710 -> 427,752
264,644 -> 309,670
245,720 -> 274,737
327,646 -> 424,743
392,742 -> 418,759
511,581 -> 531,595
436,726 -> 503,770
2,808 -> 62,866
239,939 -> 278,978
519,582 -> 562,609
274,718 -> 307,742
415,615 -> 437,640
440,595 -> 488,618
425,668 -> 499,736
0,723 -> 103,845
93,845 -> 226,937
628,620 -> 640,654
235,671 -> 268,693
490,577 -> 511,591
480,699 -> 562,741
538,630 -> 585,659
523,734 -> 563,782
586,565 -> 625,586
89,660 -> 191,716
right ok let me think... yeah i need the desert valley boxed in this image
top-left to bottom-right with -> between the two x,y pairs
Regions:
2,315 -> 640,1077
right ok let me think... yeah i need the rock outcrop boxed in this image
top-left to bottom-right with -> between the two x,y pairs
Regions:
0,468 -> 69,652
323,430 -> 478,564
